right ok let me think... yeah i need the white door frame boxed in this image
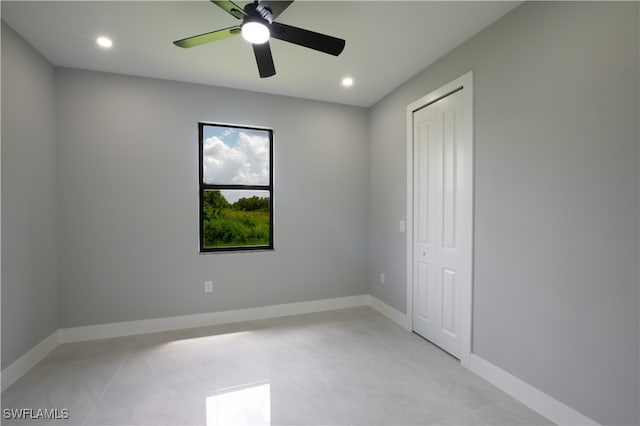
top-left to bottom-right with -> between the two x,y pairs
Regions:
406,71 -> 474,366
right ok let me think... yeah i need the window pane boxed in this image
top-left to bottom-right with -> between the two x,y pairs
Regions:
202,125 -> 270,185
202,190 -> 271,249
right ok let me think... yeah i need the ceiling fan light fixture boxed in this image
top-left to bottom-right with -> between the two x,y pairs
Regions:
242,20 -> 270,44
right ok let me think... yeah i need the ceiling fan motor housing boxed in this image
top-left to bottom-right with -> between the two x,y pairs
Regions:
245,2 -> 274,25
241,3 -> 273,44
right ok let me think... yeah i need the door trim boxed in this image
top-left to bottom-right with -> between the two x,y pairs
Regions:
406,71 -> 474,366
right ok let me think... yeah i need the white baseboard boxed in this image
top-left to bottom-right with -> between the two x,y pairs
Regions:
58,294 -> 369,343
467,354 -> 599,426
368,295 -> 411,330
1,331 -> 59,392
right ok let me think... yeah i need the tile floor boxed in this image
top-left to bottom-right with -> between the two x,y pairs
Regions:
1,307 -> 554,426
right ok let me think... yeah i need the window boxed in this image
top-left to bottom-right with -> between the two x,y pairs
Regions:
199,122 -> 273,252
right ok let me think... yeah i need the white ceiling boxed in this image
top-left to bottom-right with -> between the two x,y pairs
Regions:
1,1 -> 520,107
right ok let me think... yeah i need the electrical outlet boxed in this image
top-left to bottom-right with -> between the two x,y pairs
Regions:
379,273 -> 386,284
204,281 -> 213,293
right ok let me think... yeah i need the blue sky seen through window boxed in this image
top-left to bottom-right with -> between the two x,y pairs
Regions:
202,125 -> 270,203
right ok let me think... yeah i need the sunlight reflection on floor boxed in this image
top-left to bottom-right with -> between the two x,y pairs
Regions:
206,382 -> 271,426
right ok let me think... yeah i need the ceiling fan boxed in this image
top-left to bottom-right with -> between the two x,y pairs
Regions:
173,0 -> 346,78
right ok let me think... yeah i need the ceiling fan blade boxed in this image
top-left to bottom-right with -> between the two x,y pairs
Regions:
173,26 -> 241,48
260,1 -> 294,19
270,22 -> 345,56
253,42 -> 276,78
210,0 -> 246,19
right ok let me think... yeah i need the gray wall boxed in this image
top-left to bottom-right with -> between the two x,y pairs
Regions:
1,22 -> 59,369
56,68 -> 369,327
368,2 -> 639,425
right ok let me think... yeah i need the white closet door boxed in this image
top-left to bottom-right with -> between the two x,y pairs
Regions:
412,89 -> 465,359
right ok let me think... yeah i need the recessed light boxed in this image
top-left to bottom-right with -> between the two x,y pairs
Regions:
342,77 -> 354,87
96,36 -> 113,49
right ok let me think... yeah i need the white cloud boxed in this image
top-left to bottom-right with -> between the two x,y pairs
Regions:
203,131 -> 269,185
220,128 -> 234,138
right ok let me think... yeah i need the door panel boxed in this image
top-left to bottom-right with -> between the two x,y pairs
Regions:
441,268 -> 456,336
413,98 -> 437,341
442,108 -> 457,250
416,261 -> 432,330
417,120 -> 430,246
